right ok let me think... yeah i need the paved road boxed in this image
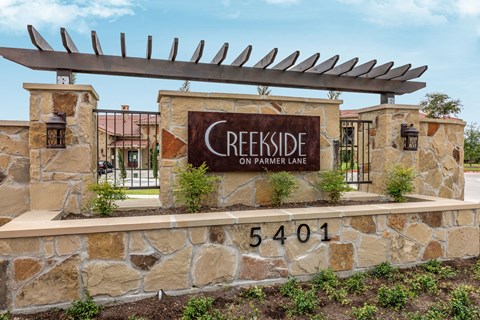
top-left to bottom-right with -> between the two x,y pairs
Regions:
465,172 -> 480,203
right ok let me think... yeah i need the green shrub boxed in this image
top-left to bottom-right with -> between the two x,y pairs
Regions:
88,180 -> 126,216
280,277 -> 300,298
182,297 -> 214,320
472,259 -> 480,280
325,285 -> 350,305
243,286 -> 266,301
371,261 -> 397,279
343,272 -> 366,294
407,306 -> 446,320
409,274 -> 438,295
314,169 -> 349,203
314,269 -> 339,290
118,150 -> 127,182
448,285 -> 479,319
66,292 -> 101,320
377,284 -> 408,310
0,313 -> 10,320
174,163 -> 220,213
266,171 -> 297,205
384,164 -> 415,202
351,303 -> 378,320
290,286 -> 318,315
423,260 -> 457,279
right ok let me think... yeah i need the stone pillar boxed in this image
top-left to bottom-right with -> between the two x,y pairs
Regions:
357,104 -> 420,195
24,84 -> 99,213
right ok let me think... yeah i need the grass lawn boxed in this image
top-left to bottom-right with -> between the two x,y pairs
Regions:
464,163 -> 480,172
124,189 -> 159,195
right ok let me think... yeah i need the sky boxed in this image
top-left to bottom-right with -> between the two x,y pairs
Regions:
0,0 -> 479,123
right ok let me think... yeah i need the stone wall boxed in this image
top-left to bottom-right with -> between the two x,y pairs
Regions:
25,84 -> 99,213
158,91 -> 340,208
418,118 -> 465,200
0,203 -> 478,312
0,121 -> 30,225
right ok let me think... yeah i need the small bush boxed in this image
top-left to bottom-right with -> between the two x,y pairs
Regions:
409,274 -> 438,295
314,269 -> 339,290
371,261 -> 397,279
472,259 -> 480,280
88,180 -> 126,216
182,297 -> 214,320
280,277 -> 300,298
174,163 -> 220,213
423,260 -> 457,279
266,171 -> 297,206
243,286 -> 266,301
448,285 -> 479,319
325,285 -> 350,305
290,286 -> 318,315
314,169 -> 349,203
407,306 -> 446,320
343,272 -> 367,294
377,284 -> 408,310
384,164 -> 415,202
66,292 -> 101,320
351,303 -> 378,320
0,313 -> 10,320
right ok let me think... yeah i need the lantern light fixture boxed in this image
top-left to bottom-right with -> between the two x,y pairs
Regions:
400,123 -> 419,151
46,112 -> 67,148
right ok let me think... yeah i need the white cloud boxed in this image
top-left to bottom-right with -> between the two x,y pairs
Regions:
456,0 -> 480,16
264,0 -> 301,5
0,0 -> 136,34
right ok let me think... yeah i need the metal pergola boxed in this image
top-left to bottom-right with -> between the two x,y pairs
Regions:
0,25 -> 427,102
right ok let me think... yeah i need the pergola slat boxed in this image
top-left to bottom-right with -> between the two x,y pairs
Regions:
253,48 -> 278,69
325,58 -> 358,75
393,65 -> 428,81
345,60 -> 376,77
290,53 -> 320,72
365,61 -> 393,78
121,33 -> 127,58
91,31 -> 103,55
231,45 -> 252,67
169,38 -> 178,61
211,43 -> 229,65
27,25 -> 53,51
377,64 -> 411,80
271,51 -> 299,71
307,55 -> 339,74
191,40 -> 205,63
146,35 -> 152,59
60,28 -> 78,53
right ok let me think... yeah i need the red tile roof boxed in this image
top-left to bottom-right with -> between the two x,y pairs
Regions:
98,114 -> 159,137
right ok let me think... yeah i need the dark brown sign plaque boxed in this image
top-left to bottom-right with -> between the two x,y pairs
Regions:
188,111 -> 320,172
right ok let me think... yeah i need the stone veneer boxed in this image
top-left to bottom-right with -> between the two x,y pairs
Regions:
0,121 -> 30,225
0,195 -> 478,312
157,91 -> 340,208
24,84 -> 99,213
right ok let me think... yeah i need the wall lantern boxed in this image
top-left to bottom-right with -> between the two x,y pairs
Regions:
400,123 -> 419,151
46,112 -> 67,148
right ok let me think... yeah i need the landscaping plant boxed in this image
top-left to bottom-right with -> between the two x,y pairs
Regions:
266,171 -> 297,206
65,292 -> 101,320
174,162 -> 220,213
0,314 -> 9,320
243,286 -> 265,301
280,277 -> 300,298
314,169 -> 350,204
343,272 -> 367,294
370,261 -> 397,279
118,150 -> 127,182
447,285 -> 479,319
351,303 -> 378,320
384,164 -> 415,202
289,286 -> 318,316
88,180 -> 126,216
377,284 -> 408,310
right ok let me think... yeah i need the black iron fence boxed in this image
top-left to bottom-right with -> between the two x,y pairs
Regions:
93,109 -> 160,189
339,119 -> 372,185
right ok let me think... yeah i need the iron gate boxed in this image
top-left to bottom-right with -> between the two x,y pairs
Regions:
339,119 -> 372,185
94,108 -> 160,189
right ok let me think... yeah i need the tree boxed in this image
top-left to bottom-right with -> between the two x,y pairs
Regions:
257,85 -> 271,95
327,90 -> 342,99
118,150 -> 127,183
151,147 -> 159,180
464,122 -> 480,166
179,80 -> 191,92
420,92 -> 462,118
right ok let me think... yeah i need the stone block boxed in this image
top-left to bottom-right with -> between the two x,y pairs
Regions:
239,255 -> 287,280
144,247 -> 192,291
209,226 -> 225,244
234,104 -> 259,114
405,223 -> 433,246
192,245 -> 238,287
329,243 -> 354,271
224,184 -> 254,206
87,233 -> 125,260
228,224 -> 258,253
456,210 -> 474,226
285,235 -> 321,262
204,99 -> 235,112
131,254 -> 159,271
56,235 -> 82,256
16,256 -> 80,307
222,172 -> 256,198
388,232 -> 421,264
43,145 -> 91,173
258,239 -> 282,257
28,122 -> 46,149
342,229 -> 360,242
423,241 -> 443,260
255,179 -> 271,205
0,133 -> 29,157
0,238 -> 40,255
30,182 -> 69,211
388,214 -> 407,231
290,246 -> 328,276
189,227 -> 208,245
129,232 -> 148,252
162,129 -> 187,159
377,215 -> 388,231
0,184 -> 29,216
9,158 -> 30,183
53,93 -> 78,116
434,229 -> 447,242
171,98 -> 203,126
282,102 -> 303,115
350,216 -> 376,234
420,212 -> 442,228
14,258 -> 43,282
358,235 -> 387,267
447,227 -> 479,258
145,229 -> 186,254
83,262 -> 141,297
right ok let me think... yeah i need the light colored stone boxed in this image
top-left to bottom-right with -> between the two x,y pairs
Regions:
447,227 -> 479,258
285,235 -> 321,261
189,227 -> 208,245
43,145 -> 91,173
9,158 -> 30,183
192,245 -> 238,287
129,232 -> 148,252
56,235 -> 81,256
0,133 -> 29,157
262,222 -> 295,240
358,235 -> 387,267
234,104 -> 259,114
405,223 -> 433,246
204,99 -> 234,112
423,241 -> 443,260
255,179 -> 271,205
320,218 -> 341,236
30,182 -> 69,211
28,122 -> 47,149
0,238 -> 40,255
289,179 -> 318,203
377,215 -> 388,231
145,229 -> 186,254
342,229 -> 360,242
329,243 -> 354,271
350,216 -> 376,234
16,256 -> 79,307
388,232 -> 421,264
228,224 -> 258,252
144,247 -> 192,291
88,233 -> 125,260
14,258 -> 43,282
290,245 -> 328,276
259,239 -> 282,257
388,214 -> 407,231
0,184 -> 29,216
44,241 -> 54,258
83,262 -> 141,297
456,210 -> 474,226
442,211 -> 454,227
171,98 -> 203,126
239,255 -> 287,280
222,172 -> 257,198
434,229 -> 447,241
224,184 -> 254,206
